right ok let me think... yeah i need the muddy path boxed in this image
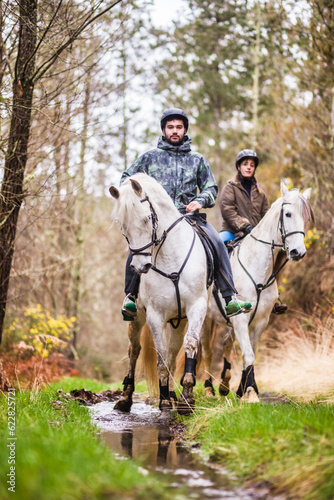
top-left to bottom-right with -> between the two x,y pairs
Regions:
61,389 -> 285,500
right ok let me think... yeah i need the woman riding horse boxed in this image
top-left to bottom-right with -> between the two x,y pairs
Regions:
220,149 -> 287,315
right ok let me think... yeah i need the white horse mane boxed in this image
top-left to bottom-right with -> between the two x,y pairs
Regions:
112,173 -> 180,231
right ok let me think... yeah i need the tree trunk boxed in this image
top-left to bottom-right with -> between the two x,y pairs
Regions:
251,1 -> 261,150
0,0 -> 37,342
70,74 -> 91,349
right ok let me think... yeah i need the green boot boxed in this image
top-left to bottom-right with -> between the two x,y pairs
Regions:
122,295 -> 137,321
225,298 -> 252,318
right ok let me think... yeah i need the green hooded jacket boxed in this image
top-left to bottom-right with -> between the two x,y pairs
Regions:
120,136 -> 218,212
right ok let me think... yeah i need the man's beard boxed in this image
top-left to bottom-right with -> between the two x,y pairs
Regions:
165,135 -> 185,145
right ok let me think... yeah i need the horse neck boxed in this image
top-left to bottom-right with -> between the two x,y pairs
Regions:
153,214 -> 193,264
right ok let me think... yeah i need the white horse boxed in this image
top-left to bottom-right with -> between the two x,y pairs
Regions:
200,181 -> 314,402
109,173 -> 209,414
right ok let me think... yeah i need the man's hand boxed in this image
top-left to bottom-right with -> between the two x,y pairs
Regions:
185,201 -> 202,213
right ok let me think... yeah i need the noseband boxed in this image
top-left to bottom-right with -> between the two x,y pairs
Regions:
278,202 -> 305,247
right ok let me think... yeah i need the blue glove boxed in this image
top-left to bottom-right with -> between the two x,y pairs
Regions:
244,225 -> 254,234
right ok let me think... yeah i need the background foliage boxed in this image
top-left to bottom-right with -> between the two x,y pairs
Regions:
0,0 -> 333,380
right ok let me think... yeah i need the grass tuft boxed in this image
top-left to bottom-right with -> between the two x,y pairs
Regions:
0,377 -> 178,500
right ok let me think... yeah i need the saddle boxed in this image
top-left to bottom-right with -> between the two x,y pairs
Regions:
225,235 -> 245,255
185,214 -> 230,322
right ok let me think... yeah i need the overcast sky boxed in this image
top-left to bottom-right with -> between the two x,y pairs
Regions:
150,0 -> 188,27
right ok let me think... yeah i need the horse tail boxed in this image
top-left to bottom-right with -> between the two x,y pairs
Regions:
140,323 -> 159,397
210,319 -> 219,350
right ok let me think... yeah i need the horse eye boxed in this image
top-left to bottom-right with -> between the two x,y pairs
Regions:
285,212 -> 292,218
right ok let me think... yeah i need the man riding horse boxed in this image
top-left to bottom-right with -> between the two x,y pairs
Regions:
119,108 -> 252,320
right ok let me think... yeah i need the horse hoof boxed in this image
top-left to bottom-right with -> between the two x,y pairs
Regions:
159,399 -> 173,411
177,394 -> 194,416
219,383 -> 230,397
240,387 -> 260,403
204,386 -> 216,398
114,398 -> 132,412
219,368 -> 231,396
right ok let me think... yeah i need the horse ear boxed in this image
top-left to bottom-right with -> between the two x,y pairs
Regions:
130,179 -> 143,196
280,180 -> 289,197
302,188 -> 311,201
109,186 -> 119,199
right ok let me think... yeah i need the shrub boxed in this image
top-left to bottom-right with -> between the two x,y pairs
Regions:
4,304 -> 76,358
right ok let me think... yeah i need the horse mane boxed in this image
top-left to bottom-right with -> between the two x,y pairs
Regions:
112,173 -> 179,230
299,191 -> 315,225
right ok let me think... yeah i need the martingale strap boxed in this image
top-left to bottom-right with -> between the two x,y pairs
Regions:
237,244 -> 288,326
152,229 -> 197,329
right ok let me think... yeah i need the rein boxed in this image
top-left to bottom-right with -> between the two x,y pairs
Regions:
238,202 -> 304,326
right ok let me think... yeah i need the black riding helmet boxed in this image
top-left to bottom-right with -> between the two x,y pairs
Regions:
235,149 -> 259,169
160,108 -> 189,132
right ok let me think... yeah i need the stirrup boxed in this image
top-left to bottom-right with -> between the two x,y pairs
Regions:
225,297 -> 252,318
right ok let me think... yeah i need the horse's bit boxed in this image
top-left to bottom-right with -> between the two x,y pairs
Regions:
237,202 -> 305,325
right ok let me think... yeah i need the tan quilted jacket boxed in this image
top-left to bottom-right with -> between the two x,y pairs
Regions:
220,173 -> 269,237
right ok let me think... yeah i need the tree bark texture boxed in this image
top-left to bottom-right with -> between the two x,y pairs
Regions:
0,0 -> 37,341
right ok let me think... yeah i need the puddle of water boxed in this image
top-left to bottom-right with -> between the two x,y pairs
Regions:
90,399 -> 282,500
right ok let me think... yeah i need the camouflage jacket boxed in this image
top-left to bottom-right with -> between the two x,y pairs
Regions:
120,136 -> 218,211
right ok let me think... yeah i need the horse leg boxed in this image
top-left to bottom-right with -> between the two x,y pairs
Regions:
232,316 -> 259,403
167,321 -> 186,403
114,319 -> 143,412
146,314 -> 174,413
177,299 -> 206,415
219,328 -> 234,397
201,317 -> 216,397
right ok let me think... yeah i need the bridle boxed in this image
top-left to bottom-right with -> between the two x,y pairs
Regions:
125,195 -> 160,256
249,202 -> 305,252
237,201 -> 305,326
124,193 -> 196,329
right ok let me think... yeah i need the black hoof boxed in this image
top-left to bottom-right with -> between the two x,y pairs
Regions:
219,383 -> 230,397
159,398 -> 173,411
114,398 -> 132,412
177,394 -> 194,416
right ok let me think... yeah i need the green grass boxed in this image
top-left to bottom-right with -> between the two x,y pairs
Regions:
0,377 -> 179,500
180,387 -> 334,499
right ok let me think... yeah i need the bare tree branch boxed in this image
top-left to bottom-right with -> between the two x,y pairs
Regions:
32,0 -> 123,82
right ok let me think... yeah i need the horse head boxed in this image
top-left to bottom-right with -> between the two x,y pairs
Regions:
280,181 -> 313,261
110,174 -> 183,275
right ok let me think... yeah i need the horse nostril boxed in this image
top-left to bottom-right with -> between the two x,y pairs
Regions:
143,263 -> 152,273
289,249 -> 305,261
